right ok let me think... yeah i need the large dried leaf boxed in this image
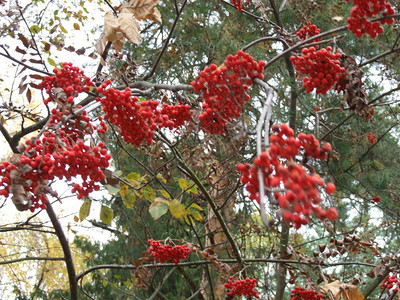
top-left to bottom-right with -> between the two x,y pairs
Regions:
321,281 -> 364,300
121,0 -> 162,23
96,11 -> 140,65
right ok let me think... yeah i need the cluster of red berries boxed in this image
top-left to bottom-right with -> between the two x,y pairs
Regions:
148,239 -> 191,264
191,50 -> 266,134
236,123 -> 337,229
0,126 -> 110,212
39,62 -> 93,105
0,64 -> 112,212
290,286 -> 323,300
380,274 -> 399,293
371,195 -> 382,203
367,132 -> 377,145
364,105 -> 375,120
225,277 -> 260,299
346,0 -> 395,38
296,22 -> 322,43
290,46 -> 345,95
231,0 -> 251,11
97,81 -> 191,146
157,103 -> 192,130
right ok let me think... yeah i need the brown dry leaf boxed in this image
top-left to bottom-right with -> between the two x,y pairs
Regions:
321,281 -> 364,300
96,0 -> 161,65
121,0 -> 162,23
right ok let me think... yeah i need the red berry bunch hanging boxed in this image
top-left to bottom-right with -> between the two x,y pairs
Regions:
225,277 -> 260,299
148,239 -> 191,264
97,81 -> 191,146
0,129 -> 111,212
39,62 -> 93,105
191,50 -> 266,134
346,0 -> 395,38
236,123 -> 337,229
380,274 -> 399,293
231,0 -> 251,11
156,103 -> 192,130
290,286 -> 323,300
0,64 -> 111,212
296,22 -> 322,44
371,195 -> 381,203
290,46 -> 345,95
367,132 -> 377,145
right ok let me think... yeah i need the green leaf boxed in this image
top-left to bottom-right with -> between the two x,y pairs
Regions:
47,57 -> 57,67
59,24 -> 68,33
159,189 -> 171,199
106,184 -> 120,195
169,199 -> 187,220
142,185 -> 156,202
79,199 -> 91,221
121,189 -> 136,209
100,205 -> 114,225
30,25 -> 41,34
127,172 -> 141,181
149,198 -> 169,220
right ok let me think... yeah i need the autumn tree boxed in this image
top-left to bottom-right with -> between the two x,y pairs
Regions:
1,0 -> 400,299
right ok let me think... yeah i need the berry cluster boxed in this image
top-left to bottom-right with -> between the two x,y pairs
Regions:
225,277 -> 260,299
290,286 -> 323,300
39,62 -> 93,105
236,123 -> 337,229
191,50 -> 266,134
157,103 -> 192,130
97,81 -> 191,146
148,239 -> 191,265
296,22 -> 322,43
367,132 -> 377,145
231,0 -> 251,11
290,46 -> 345,95
380,274 -> 399,293
0,64 -> 111,212
364,105 -> 375,120
346,0 -> 395,38
371,195 -> 381,203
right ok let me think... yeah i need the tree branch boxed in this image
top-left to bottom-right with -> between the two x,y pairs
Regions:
46,201 -> 77,300
0,256 -> 64,265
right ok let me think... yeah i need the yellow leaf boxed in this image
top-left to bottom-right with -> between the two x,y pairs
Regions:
127,172 -> 141,181
59,24 -> 68,33
189,203 -> 203,211
100,205 -> 114,225
119,182 -> 129,197
156,173 -> 167,183
169,199 -> 187,220
79,199 -> 91,221
122,190 -> 136,209
47,57 -> 57,67
187,208 -> 203,222
73,23 -> 80,30
159,189 -> 171,199
73,215 -> 79,222
121,0 -> 162,23
142,185 -> 156,202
